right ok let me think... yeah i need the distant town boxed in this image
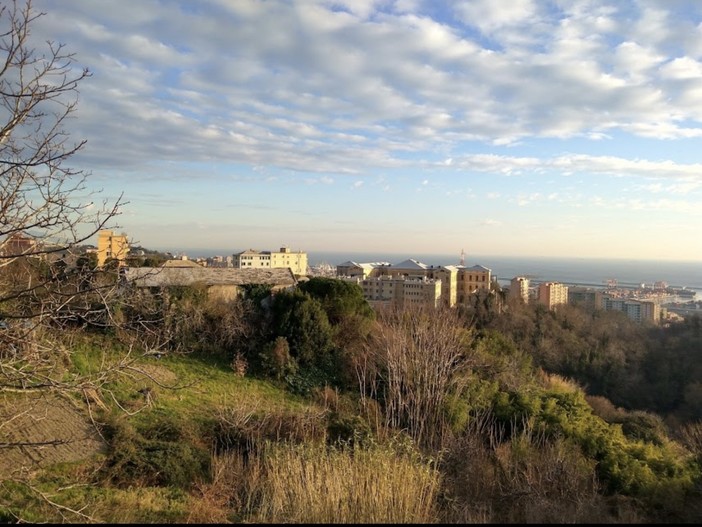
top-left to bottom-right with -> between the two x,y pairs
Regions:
98,230 -> 702,326
6,229 -> 699,327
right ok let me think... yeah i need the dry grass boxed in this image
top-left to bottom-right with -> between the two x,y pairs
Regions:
244,441 -> 441,524
185,450 -> 265,524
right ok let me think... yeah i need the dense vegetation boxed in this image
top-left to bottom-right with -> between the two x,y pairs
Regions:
2,272 -> 702,523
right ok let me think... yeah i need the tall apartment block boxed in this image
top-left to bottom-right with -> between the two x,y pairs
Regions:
568,287 -> 603,309
509,276 -> 530,304
232,247 -> 308,276
601,296 -> 660,324
96,230 -> 129,267
537,282 -> 569,310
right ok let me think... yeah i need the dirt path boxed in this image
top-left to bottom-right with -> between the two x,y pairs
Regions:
0,392 -> 105,477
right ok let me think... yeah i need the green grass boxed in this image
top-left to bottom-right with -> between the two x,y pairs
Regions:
2,338 -> 331,524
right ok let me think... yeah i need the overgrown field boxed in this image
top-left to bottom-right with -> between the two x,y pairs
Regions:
2,278 -> 702,523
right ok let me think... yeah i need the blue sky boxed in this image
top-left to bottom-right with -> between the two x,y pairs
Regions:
29,0 -> 702,261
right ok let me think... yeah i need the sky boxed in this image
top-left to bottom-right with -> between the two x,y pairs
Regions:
26,0 -> 702,261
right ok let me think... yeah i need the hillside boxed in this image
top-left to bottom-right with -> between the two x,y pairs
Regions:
1,277 -> 702,523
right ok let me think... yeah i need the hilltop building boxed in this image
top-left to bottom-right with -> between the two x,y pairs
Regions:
336,261 -> 391,279
457,264 -> 492,303
340,275 -> 442,309
537,282 -> 569,310
233,247 -> 307,276
123,266 -> 297,303
336,257 -> 493,309
96,230 -> 129,267
568,287 -> 603,309
600,295 -> 660,324
509,276 -> 530,304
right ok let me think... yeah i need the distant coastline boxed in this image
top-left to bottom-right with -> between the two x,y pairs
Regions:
316,253 -> 702,294
163,248 -> 702,294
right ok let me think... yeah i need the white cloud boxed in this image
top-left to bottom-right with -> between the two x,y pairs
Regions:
27,0 -> 702,176
454,0 -> 537,34
18,0 -> 702,260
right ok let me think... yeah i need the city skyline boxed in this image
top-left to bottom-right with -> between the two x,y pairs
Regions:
31,0 -> 702,261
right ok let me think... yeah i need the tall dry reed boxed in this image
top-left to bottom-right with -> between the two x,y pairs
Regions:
249,441 -> 440,523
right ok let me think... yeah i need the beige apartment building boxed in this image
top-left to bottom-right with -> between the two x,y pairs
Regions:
233,247 -> 308,276
340,275 -> 441,309
537,282 -> 569,310
509,276 -> 530,304
336,258 -> 492,309
336,261 -> 391,279
601,295 -> 660,324
96,230 -> 129,267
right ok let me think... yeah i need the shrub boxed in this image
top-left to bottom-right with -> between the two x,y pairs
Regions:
260,336 -> 297,380
99,412 -> 210,489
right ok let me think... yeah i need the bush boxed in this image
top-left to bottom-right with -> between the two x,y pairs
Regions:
327,413 -> 373,447
260,336 -> 297,380
99,412 -> 210,489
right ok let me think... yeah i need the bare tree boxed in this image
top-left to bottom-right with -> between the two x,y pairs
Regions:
0,0 -> 127,374
366,305 -> 474,450
0,3 -> 136,515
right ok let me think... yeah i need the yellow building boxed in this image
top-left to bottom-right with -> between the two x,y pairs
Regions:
233,247 -> 308,276
537,282 -> 569,310
457,264 -> 492,304
428,265 -> 458,307
96,230 -> 129,267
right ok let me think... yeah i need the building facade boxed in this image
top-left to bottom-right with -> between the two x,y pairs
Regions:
339,275 -> 441,309
96,230 -> 129,267
457,264 -> 492,304
232,247 -> 308,276
601,295 -> 660,324
336,257 -> 492,309
537,282 -> 569,310
568,287 -> 603,309
509,276 -> 530,304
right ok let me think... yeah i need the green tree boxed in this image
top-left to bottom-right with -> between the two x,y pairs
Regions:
299,277 -> 374,324
270,290 -> 334,366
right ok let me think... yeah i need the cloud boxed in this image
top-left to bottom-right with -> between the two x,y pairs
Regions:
25,0 -> 702,180
21,0 -> 702,262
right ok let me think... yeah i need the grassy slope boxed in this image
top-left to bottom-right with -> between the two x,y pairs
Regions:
0,343 -> 325,524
